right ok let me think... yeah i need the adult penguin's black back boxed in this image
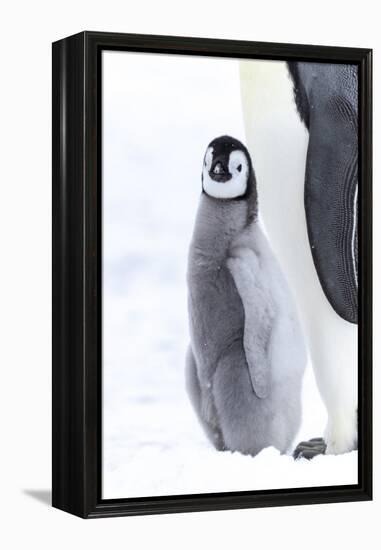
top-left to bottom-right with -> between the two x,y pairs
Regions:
287,62 -> 358,324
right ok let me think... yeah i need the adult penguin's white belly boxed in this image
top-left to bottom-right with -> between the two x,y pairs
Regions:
239,60 -> 357,455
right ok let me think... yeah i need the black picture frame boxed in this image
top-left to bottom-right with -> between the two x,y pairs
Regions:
52,31 -> 373,519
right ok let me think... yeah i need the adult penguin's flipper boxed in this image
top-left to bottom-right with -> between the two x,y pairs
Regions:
288,62 -> 358,324
304,120 -> 358,324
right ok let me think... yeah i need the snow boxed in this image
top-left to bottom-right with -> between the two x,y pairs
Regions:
102,52 -> 358,499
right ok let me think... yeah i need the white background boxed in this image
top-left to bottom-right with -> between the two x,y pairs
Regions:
0,1 -> 377,548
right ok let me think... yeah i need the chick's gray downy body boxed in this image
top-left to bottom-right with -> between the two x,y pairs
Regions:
186,136 -> 307,456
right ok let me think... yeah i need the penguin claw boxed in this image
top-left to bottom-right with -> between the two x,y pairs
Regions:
293,437 -> 327,460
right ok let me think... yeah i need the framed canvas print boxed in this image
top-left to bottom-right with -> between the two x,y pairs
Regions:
52,31 -> 372,518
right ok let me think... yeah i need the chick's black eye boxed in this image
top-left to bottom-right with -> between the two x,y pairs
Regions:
237,164 -> 242,172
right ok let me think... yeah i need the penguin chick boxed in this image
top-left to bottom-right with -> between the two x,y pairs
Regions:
186,135 -> 307,456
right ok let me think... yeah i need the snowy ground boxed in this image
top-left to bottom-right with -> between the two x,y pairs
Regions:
102,52 -> 357,499
103,351 -> 357,498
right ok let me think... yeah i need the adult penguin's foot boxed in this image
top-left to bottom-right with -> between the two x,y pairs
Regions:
293,437 -> 327,460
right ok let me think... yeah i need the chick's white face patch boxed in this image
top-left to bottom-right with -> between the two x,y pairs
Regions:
204,146 -> 214,171
202,149 -> 249,199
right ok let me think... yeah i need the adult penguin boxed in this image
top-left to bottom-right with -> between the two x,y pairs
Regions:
240,60 -> 358,457
186,135 -> 307,457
